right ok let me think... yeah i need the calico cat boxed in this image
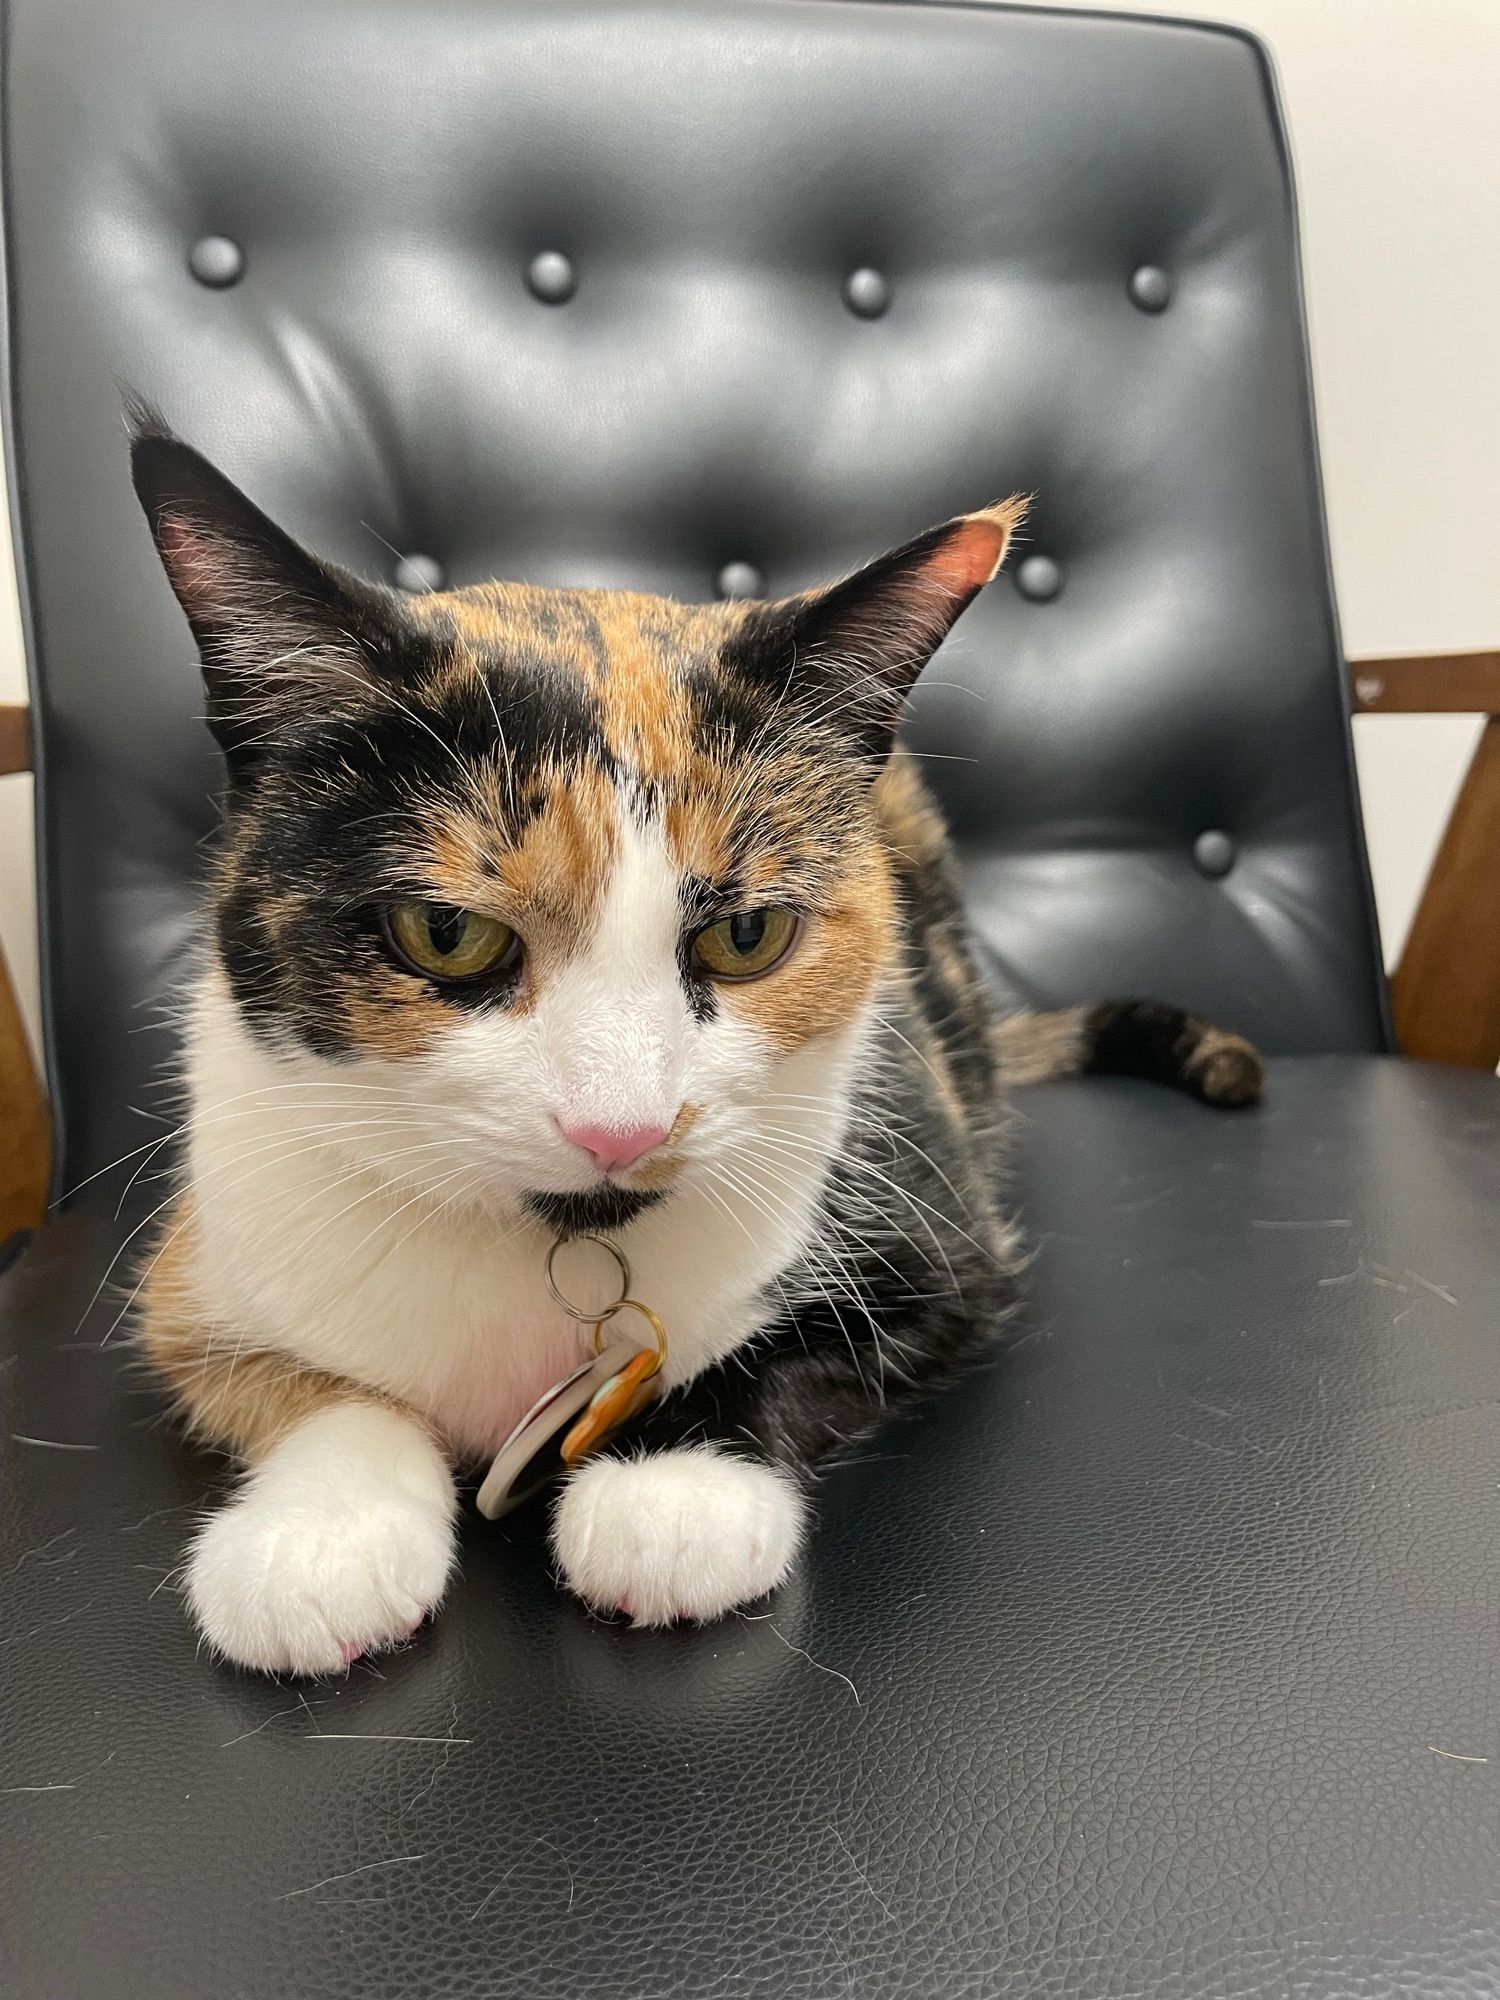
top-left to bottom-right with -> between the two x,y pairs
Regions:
128,414 -> 1261,1674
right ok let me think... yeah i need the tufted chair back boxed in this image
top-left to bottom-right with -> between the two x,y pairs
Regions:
2,0 -> 1389,1186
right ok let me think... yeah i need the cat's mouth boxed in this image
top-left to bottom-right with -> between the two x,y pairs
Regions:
523,1186 -> 670,1235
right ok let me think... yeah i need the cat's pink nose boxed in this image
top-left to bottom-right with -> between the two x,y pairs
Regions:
557,1120 -> 672,1175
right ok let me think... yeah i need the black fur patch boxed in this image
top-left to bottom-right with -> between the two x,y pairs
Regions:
524,1187 -> 669,1235
1084,1000 -> 1196,1085
1083,999 -> 1261,1107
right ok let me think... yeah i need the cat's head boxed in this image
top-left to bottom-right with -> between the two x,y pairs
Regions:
131,414 -> 1021,1233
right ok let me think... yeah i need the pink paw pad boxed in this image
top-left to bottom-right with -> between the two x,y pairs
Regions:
340,1616 -> 421,1667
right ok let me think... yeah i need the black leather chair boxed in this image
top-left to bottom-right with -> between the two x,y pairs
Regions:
4,3 -> 1498,1994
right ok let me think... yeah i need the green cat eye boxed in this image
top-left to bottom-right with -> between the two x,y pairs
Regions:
384,901 -> 521,982
691,906 -> 800,980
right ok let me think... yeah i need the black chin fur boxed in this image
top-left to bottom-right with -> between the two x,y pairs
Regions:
523,1186 -> 668,1235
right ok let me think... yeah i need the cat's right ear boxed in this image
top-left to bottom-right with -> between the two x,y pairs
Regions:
728,499 -> 1027,766
128,405 -> 391,769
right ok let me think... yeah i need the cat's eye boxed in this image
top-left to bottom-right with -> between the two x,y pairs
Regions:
691,906 -> 800,980
383,901 -> 521,983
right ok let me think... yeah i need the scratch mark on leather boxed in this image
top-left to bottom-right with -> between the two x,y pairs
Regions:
1115,1183 -> 1181,1214
1406,1270 -> 1458,1305
1250,1218 -> 1352,1229
9,1433 -> 100,1451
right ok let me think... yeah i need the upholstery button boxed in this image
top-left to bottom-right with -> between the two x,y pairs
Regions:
1129,265 -> 1172,312
188,236 -> 244,288
1193,830 -> 1236,878
715,561 -> 764,600
1014,554 -> 1062,602
393,553 -> 444,594
843,268 -> 891,319
526,251 -> 577,304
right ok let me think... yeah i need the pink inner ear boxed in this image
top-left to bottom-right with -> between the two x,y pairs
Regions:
155,512 -> 229,615
157,512 -> 205,566
923,516 -> 1011,599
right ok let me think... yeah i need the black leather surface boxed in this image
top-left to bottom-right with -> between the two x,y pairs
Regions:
4,1057 -> 1499,1998
8,5 -> 1477,1994
1,0 -> 1389,1191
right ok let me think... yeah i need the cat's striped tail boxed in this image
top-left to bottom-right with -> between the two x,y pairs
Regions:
993,1000 -> 1263,1108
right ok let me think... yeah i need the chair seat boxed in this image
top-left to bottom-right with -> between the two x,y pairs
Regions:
3,1054 -> 1498,1999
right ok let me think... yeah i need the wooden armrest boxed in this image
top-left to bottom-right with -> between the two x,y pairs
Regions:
0,942 -> 48,1238
1350,649 -> 1500,713
0,701 -> 49,1233
0,701 -> 32,776
1349,651 -> 1500,1069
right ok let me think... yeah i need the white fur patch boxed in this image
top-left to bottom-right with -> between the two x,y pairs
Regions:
538,799 -> 688,1139
184,1403 -> 457,1675
551,1445 -> 806,1626
183,956 -> 873,1459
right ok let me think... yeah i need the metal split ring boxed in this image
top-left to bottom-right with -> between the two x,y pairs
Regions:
545,1231 -> 631,1323
590,1300 -> 668,1372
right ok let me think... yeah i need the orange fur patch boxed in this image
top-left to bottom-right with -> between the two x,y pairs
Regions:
726,846 -> 896,1054
336,980 -> 454,1057
417,765 -> 621,1020
923,498 -> 1029,597
138,1197 -> 406,1461
408,581 -> 751,781
876,756 -> 951,869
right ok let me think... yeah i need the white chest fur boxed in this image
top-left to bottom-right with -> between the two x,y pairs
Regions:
179,968 -> 863,1462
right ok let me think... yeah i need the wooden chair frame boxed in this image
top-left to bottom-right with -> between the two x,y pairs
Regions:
1349,651 -> 1500,1067
0,701 -> 49,1241
2,654 -> 1498,1239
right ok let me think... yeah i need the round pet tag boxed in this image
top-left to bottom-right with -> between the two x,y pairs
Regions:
560,1346 -> 662,1466
475,1339 -> 641,1519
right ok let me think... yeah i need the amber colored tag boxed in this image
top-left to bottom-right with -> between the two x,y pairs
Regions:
559,1348 -> 662,1467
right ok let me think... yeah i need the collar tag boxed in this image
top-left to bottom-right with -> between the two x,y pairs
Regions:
476,1293 -> 670,1520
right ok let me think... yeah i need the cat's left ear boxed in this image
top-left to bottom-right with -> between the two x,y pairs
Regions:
765,498 -> 1027,760
127,402 -> 403,774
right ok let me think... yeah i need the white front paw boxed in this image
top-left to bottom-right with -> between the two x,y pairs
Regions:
552,1445 -> 805,1627
186,1404 -> 457,1676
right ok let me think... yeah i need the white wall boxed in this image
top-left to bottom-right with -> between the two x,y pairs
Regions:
1,0 -> 1497,1062
0,492 -> 36,1054
1061,0 -> 1499,978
